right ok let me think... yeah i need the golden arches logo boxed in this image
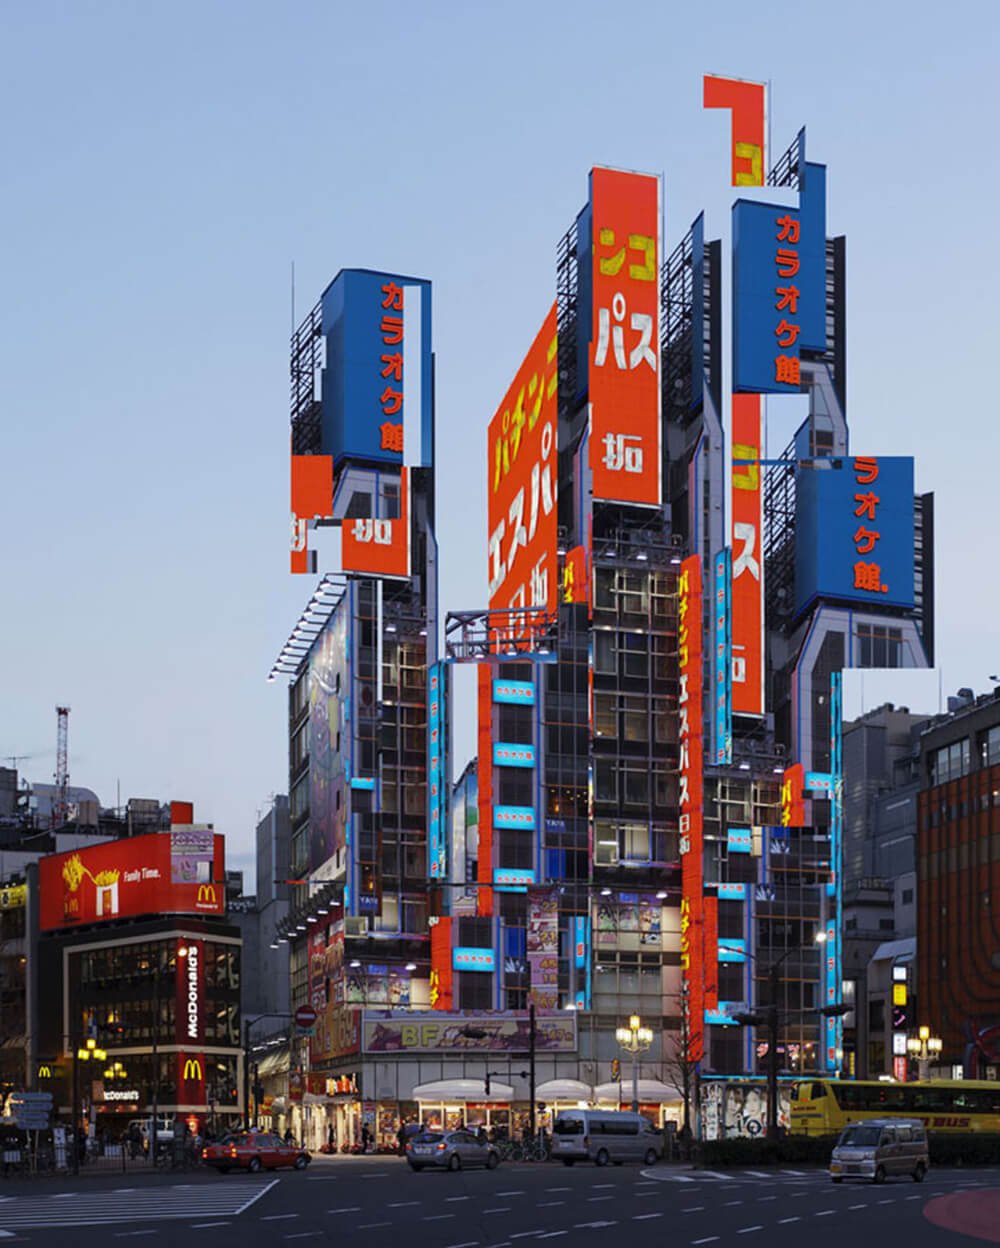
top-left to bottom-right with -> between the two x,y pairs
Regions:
38,1065 -> 52,1079
182,1058 -> 202,1081
196,884 -> 216,904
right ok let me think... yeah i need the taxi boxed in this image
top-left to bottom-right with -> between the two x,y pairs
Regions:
201,1131 -> 310,1174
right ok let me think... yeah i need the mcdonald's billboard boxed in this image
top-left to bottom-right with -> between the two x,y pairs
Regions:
38,831 -> 225,930
178,1053 -> 205,1105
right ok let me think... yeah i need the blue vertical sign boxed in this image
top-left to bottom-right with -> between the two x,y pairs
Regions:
573,915 -> 590,1009
427,663 -> 447,879
713,549 -> 733,764
825,670 -> 844,1073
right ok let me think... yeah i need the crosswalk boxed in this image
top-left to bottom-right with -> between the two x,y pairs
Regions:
0,1179 -> 278,1229
642,1168 -> 816,1183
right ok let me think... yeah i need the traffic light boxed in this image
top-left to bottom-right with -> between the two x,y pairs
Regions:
611,1059 -> 621,1082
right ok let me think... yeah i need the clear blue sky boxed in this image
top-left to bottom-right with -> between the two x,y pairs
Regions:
2,0 -> 997,884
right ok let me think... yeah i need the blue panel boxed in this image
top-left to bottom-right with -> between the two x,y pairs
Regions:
505,926 -> 526,957
427,662 -> 446,879
804,771 -> 833,796
797,161 -> 827,352
717,883 -> 746,901
545,847 -> 566,879
493,742 -> 535,768
794,457 -> 914,615
727,828 -> 752,853
732,198 -> 823,394
493,867 -> 535,892
320,269 -> 433,469
453,947 -> 495,972
493,806 -> 536,830
718,938 -> 747,963
713,548 -> 733,765
493,679 -> 536,706
705,1006 -> 741,1026
350,777 -> 375,791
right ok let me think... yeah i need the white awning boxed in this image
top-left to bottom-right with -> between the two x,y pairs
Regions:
535,1079 -> 592,1103
593,1079 -> 679,1103
412,1078 -> 514,1103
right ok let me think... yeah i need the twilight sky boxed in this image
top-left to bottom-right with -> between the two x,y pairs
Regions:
2,0 -> 997,884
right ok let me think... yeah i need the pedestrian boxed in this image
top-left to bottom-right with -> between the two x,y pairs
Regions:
396,1122 -> 407,1157
361,1123 -> 370,1153
284,1127 -> 294,1146
327,1124 -> 336,1154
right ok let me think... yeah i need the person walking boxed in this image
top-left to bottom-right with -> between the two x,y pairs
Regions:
396,1122 -> 407,1157
361,1123 -> 371,1154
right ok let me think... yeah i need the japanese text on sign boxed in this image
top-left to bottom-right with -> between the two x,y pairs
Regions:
379,282 -> 405,455
850,457 -> 890,596
773,213 -> 801,388
589,167 -> 661,506
678,554 -> 705,1062
731,394 -> 764,714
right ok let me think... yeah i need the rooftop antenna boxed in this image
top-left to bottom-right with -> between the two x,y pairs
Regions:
53,706 -> 70,829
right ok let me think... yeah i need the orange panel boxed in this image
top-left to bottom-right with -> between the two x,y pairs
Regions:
781,763 -> 805,827
731,394 -> 764,714
703,75 -> 767,187
589,168 -> 661,506
341,468 -> 410,579
476,664 -> 494,917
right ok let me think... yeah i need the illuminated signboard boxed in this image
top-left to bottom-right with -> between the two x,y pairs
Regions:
39,832 -> 225,931
703,74 -> 767,186
453,947 -> 495,972
795,456 -> 915,616
493,680 -> 535,706
727,828 -> 752,853
362,1011 -> 576,1053
341,466 -> 411,579
718,938 -> 747,963
804,771 -> 833,796
781,763 -> 805,827
589,167 -> 662,507
826,671 -> 844,1073
678,554 -> 705,1063
492,743 -> 534,768
290,454 -> 333,575
176,940 -> 203,1046
733,200 -> 819,394
731,394 -> 764,714
562,544 -> 589,605
717,882 -> 746,901
178,1052 -> 205,1105
494,868 -> 535,892
427,662 -> 446,880
477,667 -> 494,918
713,548 -> 733,762
493,807 -> 535,830
487,304 -> 559,640
429,916 -> 453,1010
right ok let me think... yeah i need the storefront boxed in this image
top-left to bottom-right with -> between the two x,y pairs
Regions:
413,1079 -> 514,1138
534,1079 -> 593,1132
593,1078 -> 683,1126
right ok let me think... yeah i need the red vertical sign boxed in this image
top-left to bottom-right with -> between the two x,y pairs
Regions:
476,665 -> 494,918
781,763 -> 805,827
703,74 -> 767,187
678,555 -> 705,1063
589,167 -> 661,506
175,939 -> 203,1046
731,394 -> 764,714
429,916 -> 453,1011
341,467 -> 410,578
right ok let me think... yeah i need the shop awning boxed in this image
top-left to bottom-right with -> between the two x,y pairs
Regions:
593,1079 -> 679,1103
412,1079 -> 514,1103
535,1079 -> 592,1103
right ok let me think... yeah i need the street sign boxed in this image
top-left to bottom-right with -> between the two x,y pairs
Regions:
294,1005 -> 317,1030
9,1092 -> 53,1102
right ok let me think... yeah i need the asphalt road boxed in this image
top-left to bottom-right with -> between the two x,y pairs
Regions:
2,1156 -> 999,1247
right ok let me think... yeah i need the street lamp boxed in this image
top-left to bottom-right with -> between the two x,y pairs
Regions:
615,1014 -> 654,1113
733,932 -> 843,1140
73,1038 -> 107,1174
907,1026 -> 943,1081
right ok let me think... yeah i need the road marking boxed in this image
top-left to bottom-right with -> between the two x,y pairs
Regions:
511,1233 -> 545,1240
744,1171 -> 770,1178
683,1206 -> 705,1213
285,1236 -> 323,1241
816,1210 -> 835,1216
693,1238 -> 720,1244
446,1196 -> 471,1202
538,1234 -> 567,1240
574,1223 -> 617,1229
424,1215 -> 456,1222
114,1234 -> 159,1239
360,1173 -> 390,1179
781,1170 -> 807,1176
191,1225 -> 231,1230
113,1189 -> 138,1194
877,1199 -> 893,1205
444,1242 -> 480,1248
724,1200 -> 743,1205
594,1183 -> 615,1188
588,1196 -> 614,1202
778,1217 -> 801,1224
697,1172 -> 732,1181
736,1227 -> 762,1235
327,1206 -> 361,1213
758,1196 -> 776,1201
483,1208 -> 511,1215
904,1195 -> 922,1201
849,1203 -> 867,1209
633,1212 -> 663,1220
358,1223 -> 392,1230
388,1202 -> 420,1208
235,1179 -> 280,1216
546,1187 -> 571,1192
538,1202 -> 565,1207
497,1191 -> 524,1196
261,1214 -> 299,1221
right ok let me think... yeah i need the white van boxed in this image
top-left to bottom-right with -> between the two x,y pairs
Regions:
829,1118 -> 929,1184
552,1110 -> 663,1166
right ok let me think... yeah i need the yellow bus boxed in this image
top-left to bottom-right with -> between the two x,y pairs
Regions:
791,1079 -> 1000,1136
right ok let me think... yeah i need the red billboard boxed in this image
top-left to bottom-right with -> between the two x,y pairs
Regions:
678,555 -> 705,1063
176,938 -> 204,1046
731,393 -> 764,715
341,467 -> 411,579
39,831 -> 225,931
487,304 -> 559,637
703,74 -> 767,187
589,167 -> 661,507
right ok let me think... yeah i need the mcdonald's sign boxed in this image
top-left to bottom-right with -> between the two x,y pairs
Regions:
196,883 -> 216,906
38,1064 -> 53,1079
182,1058 -> 203,1081
178,1052 -> 205,1104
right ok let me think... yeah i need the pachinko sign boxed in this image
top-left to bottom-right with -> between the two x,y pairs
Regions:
703,74 -> 767,187
678,554 -> 705,1062
589,166 -> 661,507
487,305 -> 558,640
731,394 -> 764,714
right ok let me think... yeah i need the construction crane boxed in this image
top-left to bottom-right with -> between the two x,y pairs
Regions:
52,706 -> 70,829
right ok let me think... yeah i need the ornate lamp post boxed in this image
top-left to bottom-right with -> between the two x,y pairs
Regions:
907,1026 -> 943,1081
615,1015 -> 654,1113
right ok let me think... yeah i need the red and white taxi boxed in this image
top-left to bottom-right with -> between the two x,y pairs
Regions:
201,1131 -> 310,1174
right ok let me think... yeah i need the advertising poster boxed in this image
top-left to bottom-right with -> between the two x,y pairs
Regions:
487,304 -> 559,642
169,826 -> 214,885
589,167 -> 662,506
309,612 -> 348,871
527,887 -> 559,1012
341,467 -> 411,579
362,1012 -> 576,1053
731,394 -> 764,715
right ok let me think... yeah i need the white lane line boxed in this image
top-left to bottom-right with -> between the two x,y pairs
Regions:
546,1187 -> 571,1192
235,1178 -> 280,1216
778,1217 -> 801,1224
538,1235 -> 567,1240
538,1202 -> 565,1207
573,1223 -> 617,1230
444,1242 -> 480,1248
633,1212 -> 663,1220
424,1215 -> 456,1222
781,1170 -> 807,1176
758,1196 -> 776,1201
113,1189 -> 138,1194
744,1171 -> 770,1178
446,1196 -> 471,1202
725,1200 -> 743,1206
113,1235 -> 158,1240
360,1173 -> 390,1179
877,1199 -> 893,1205
588,1196 -> 614,1202
849,1203 -> 868,1209
51,1195 -> 77,1199
327,1207 -> 361,1213
693,1238 -> 720,1245
483,1208 -> 511,1214
285,1236 -> 323,1241
388,1202 -> 420,1208
736,1228 -> 762,1235
594,1183 -> 615,1188
358,1223 -> 392,1230
511,1233 -> 545,1240
683,1206 -> 705,1212
816,1210 -> 836,1216
261,1214 -> 299,1221
191,1226 -> 231,1231
697,1172 -> 732,1181
497,1191 -> 524,1196
905,1195 -> 922,1200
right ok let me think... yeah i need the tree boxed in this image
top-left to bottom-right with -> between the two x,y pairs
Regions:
661,988 -> 698,1144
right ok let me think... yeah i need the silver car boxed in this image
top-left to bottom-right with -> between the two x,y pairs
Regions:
406,1128 -> 501,1172
829,1118 -> 929,1184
